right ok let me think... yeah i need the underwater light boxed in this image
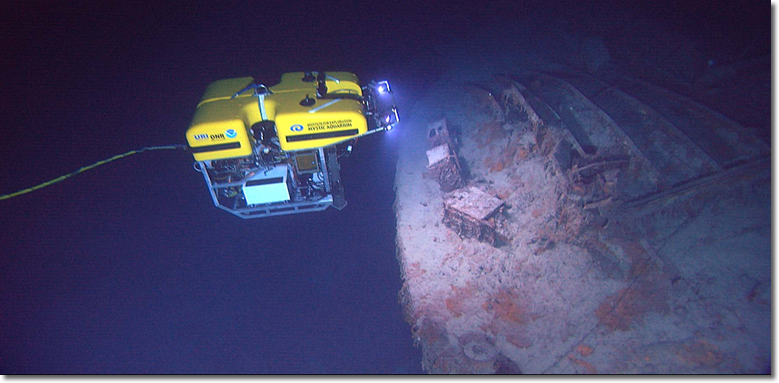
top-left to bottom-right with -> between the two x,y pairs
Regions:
381,107 -> 400,131
379,106 -> 399,130
377,80 -> 391,94
364,80 -> 399,131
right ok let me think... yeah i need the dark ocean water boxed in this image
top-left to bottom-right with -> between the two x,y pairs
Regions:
0,0 -> 768,374
0,2 -> 448,374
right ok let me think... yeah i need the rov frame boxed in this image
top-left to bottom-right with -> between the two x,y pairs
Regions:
187,72 -> 398,219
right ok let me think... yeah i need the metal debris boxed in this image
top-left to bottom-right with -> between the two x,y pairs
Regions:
442,187 -> 508,246
425,143 -> 466,192
427,118 -> 456,149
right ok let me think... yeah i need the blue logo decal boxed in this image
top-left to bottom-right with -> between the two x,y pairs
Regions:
194,134 -> 208,140
225,129 -> 237,138
290,124 -> 304,132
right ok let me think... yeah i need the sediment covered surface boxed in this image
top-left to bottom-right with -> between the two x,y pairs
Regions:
393,9 -> 770,374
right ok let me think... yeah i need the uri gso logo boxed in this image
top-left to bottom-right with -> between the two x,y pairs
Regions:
193,133 -> 208,140
225,129 -> 237,138
290,124 -> 304,132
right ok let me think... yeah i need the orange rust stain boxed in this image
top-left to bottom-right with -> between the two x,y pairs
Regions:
595,281 -> 670,332
571,184 -> 585,193
406,262 -> 427,279
445,283 -> 476,317
489,159 -> 506,173
568,355 -> 598,374
576,345 -> 594,357
617,239 -> 653,279
485,289 -> 527,324
496,189 -> 512,200
506,332 -> 533,349
475,121 -> 507,148
517,150 -> 529,162
676,339 -> 723,369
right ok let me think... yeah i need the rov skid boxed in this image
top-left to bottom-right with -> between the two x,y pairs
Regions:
186,71 -> 398,218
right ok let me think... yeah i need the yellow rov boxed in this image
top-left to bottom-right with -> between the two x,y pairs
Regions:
186,71 -> 398,218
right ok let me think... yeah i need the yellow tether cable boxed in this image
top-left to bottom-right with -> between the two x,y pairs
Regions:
0,144 -> 187,201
